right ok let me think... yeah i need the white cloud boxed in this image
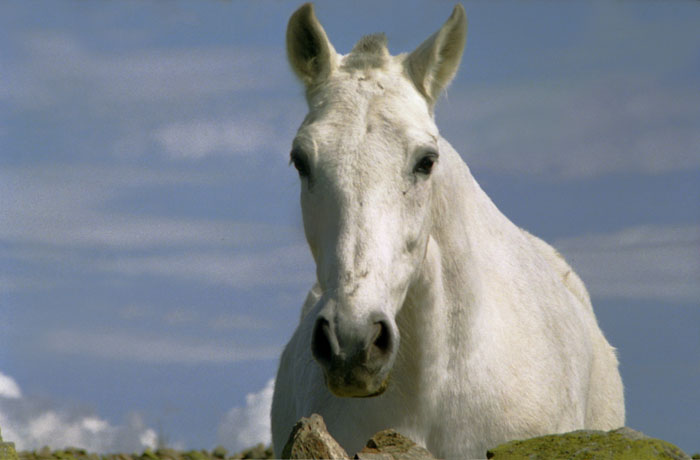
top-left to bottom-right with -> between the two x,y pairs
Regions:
554,224 -> 700,304
0,372 -> 157,452
4,32 -> 286,110
1,163 -> 310,293
153,119 -> 284,160
44,330 -> 280,364
0,165 -> 270,250
209,313 -> 274,332
117,305 -> 277,332
97,245 -> 314,289
0,372 -> 22,399
217,379 -> 274,453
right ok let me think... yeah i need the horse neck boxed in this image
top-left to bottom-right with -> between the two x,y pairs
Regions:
428,137 -> 517,302
397,137 -> 518,380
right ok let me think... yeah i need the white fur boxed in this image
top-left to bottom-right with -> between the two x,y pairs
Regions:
272,4 -> 624,458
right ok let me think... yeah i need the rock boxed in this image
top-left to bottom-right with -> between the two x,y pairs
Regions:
281,414 -> 350,459
355,430 -> 435,460
486,427 -> 691,460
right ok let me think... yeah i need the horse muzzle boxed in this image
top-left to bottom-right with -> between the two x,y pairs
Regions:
311,309 -> 398,398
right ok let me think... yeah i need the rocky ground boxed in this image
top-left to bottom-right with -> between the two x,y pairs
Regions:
15,446 -> 274,460
3,417 -> 699,460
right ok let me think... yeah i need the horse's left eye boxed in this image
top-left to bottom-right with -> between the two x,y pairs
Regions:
414,154 -> 437,175
290,149 -> 310,178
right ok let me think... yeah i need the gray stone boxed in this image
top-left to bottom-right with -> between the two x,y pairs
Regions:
281,414 -> 350,459
355,430 -> 435,460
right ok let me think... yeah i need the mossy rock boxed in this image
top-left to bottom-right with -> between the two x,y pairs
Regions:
486,427 -> 690,460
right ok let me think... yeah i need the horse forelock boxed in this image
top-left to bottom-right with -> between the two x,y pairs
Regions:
343,33 -> 390,70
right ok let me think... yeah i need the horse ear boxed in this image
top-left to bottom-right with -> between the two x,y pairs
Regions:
405,4 -> 467,107
286,3 -> 338,86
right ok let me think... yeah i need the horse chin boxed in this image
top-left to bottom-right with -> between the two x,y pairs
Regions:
325,374 -> 390,398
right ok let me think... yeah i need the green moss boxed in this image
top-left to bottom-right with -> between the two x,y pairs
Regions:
486,429 -> 690,460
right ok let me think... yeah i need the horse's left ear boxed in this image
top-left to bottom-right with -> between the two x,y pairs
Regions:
286,3 -> 338,87
405,4 -> 467,108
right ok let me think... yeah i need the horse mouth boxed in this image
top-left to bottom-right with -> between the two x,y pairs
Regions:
354,378 -> 389,398
324,372 -> 390,398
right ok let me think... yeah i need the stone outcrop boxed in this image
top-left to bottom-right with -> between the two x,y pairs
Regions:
281,414 -> 349,459
281,415 -> 435,460
280,415 -> 694,460
486,427 -> 692,460
355,429 -> 434,460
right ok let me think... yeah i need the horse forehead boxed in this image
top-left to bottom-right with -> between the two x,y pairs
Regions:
305,74 -> 434,154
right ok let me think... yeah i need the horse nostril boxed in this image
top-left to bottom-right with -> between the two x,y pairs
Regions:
372,320 -> 392,355
311,318 -> 334,365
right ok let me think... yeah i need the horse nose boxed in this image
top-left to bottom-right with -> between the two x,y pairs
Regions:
311,316 -> 339,366
312,315 -> 393,367
311,313 -> 396,397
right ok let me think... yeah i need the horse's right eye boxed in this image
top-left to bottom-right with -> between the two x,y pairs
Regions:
414,151 -> 438,175
290,149 -> 310,178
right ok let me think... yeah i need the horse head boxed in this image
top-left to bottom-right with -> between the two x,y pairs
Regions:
286,3 -> 467,398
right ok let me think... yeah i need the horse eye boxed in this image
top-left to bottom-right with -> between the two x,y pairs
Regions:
414,154 -> 437,175
290,149 -> 310,178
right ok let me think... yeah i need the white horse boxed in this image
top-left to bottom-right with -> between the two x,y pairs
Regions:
271,4 -> 624,458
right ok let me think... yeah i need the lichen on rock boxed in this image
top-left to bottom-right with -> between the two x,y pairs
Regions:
485,427 -> 691,460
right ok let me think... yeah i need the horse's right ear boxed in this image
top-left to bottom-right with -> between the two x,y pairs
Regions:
405,4 -> 467,108
286,3 -> 338,86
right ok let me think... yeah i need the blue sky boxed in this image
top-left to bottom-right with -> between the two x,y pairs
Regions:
1,0 -> 698,455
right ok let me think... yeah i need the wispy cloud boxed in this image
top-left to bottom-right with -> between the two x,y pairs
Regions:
439,77 -> 700,179
4,32 -> 286,110
1,164 -> 297,250
209,313 -> 275,332
2,30 -> 300,161
44,330 -> 280,364
153,118 -> 286,160
97,245 -> 313,289
117,305 -> 277,332
555,224 -> 700,304
438,1 -> 700,180
0,371 -> 157,452
1,163 -> 310,293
